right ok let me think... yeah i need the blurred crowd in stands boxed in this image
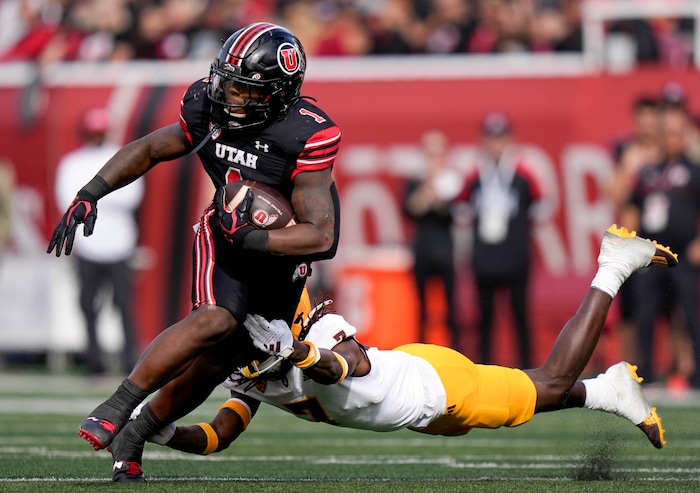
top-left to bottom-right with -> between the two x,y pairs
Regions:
0,0 -> 693,65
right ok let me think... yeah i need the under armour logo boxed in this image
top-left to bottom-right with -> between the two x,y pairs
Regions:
255,141 -> 269,152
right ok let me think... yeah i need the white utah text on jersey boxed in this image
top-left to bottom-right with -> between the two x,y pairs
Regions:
215,143 -> 258,169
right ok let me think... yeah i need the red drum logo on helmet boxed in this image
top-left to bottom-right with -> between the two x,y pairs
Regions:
277,42 -> 300,75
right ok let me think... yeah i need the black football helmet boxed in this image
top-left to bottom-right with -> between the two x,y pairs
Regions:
208,23 -> 306,129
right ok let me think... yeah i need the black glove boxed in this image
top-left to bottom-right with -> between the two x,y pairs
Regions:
47,190 -> 98,257
216,185 -> 255,246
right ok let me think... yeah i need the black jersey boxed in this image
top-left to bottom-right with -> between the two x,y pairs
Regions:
630,156 -> 700,253
181,78 -> 341,329
179,78 -> 341,199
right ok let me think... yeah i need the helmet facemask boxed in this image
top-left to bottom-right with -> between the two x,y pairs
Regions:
208,60 -> 282,129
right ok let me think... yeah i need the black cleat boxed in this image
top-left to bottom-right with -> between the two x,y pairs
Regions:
110,421 -> 147,483
79,416 -> 118,451
112,460 -> 146,483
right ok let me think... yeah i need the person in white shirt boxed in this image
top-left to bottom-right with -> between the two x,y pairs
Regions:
135,226 -> 675,463
54,108 -> 144,375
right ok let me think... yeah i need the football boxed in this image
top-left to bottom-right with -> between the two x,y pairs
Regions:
223,180 -> 296,230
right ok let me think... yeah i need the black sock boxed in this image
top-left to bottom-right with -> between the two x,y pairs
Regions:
130,403 -> 166,441
110,404 -> 164,464
106,379 -> 150,413
94,379 -> 150,429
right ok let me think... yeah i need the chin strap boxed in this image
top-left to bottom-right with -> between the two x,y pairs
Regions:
189,128 -> 214,155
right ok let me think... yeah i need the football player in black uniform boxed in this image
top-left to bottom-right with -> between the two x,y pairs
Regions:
47,23 -> 341,482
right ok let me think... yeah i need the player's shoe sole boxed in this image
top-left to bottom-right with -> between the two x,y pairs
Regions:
607,224 -> 678,268
605,361 -> 666,449
637,407 -> 666,450
79,416 -> 118,451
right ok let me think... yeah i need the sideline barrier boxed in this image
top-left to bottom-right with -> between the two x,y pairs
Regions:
0,59 -> 696,370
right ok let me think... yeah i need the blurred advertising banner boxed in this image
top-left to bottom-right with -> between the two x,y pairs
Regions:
0,59 -> 696,366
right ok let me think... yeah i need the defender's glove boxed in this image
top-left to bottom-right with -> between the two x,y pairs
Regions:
216,185 -> 254,246
47,190 -> 98,257
244,314 -> 294,359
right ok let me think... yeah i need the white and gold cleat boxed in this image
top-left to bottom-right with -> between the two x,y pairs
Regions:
601,361 -> 666,449
605,224 -> 678,269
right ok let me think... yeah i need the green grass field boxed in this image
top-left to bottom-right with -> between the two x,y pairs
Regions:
0,370 -> 698,492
